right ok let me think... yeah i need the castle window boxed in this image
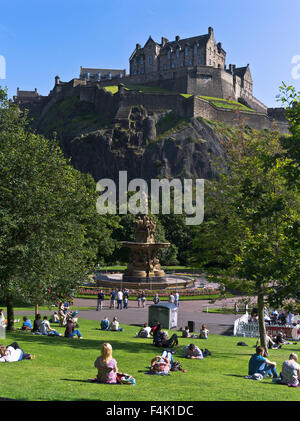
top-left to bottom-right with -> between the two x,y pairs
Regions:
148,56 -> 153,65
133,58 -> 136,65
198,57 -> 202,65
163,64 -> 167,71
176,48 -> 180,58
133,70 -> 137,75
194,45 -> 198,55
209,59 -> 211,66
140,57 -> 144,65
213,50 -> 216,57
171,62 -> 175,69
140,67 -> 145,74
167,50 -> 171,60
209,47 -> 211,55
180,61 -> 184,67
185,47 -> 189,56
189,59 -> 193,66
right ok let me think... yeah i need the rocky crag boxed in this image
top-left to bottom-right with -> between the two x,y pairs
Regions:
28,93 -> 228,184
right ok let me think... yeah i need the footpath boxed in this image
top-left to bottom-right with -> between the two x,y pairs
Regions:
71,297 -> 240,335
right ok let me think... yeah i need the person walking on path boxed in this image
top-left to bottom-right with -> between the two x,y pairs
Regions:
117,289 -> 123,310
234,302 -> 239,315
97,290 -> 105,311
174,292 -> 179,307
123,289 -> 129,310
153,294 -> 160,305
141,291 -> 146,308
110,289 -> 116,309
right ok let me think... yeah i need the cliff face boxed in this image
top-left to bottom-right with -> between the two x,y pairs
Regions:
29,95 -> 227,184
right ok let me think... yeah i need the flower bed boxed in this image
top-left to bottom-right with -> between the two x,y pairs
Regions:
76,286 -> 220,298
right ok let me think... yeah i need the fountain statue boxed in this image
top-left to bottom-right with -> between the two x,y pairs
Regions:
122,215 -> 170,282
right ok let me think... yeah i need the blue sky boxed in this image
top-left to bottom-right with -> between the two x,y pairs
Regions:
0,0 -> 299,106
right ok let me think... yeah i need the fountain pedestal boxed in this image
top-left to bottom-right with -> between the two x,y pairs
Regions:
122,216 -> 170,284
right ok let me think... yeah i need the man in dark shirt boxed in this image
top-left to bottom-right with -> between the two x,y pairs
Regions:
32,314 -> 42,334
110,289 -> 116,309
97,290 -> 105,311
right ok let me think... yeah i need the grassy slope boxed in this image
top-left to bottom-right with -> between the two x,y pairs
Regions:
103,85 -> 254,112
0,319 -> 299,401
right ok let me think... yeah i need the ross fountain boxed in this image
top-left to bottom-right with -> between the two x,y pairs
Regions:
122,215 -> 170,283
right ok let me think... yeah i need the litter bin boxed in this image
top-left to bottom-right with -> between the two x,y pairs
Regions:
188,321 -> 195,332
148,302 -> 178,329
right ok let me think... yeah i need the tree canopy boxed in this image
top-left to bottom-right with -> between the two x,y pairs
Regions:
0,87 -> 113,328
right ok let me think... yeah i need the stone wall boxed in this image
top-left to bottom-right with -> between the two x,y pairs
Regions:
192,96 -> 289,133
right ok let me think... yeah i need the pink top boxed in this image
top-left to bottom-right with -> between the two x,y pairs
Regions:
94,357 -> 117,383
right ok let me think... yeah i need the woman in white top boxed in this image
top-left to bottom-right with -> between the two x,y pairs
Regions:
0,342 -> 35,362
109,317 -> 123,332
280,353 -> 300,386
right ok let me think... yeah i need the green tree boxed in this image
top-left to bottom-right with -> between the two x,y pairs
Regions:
192,123 -> 299,354
0,87 -> 104,329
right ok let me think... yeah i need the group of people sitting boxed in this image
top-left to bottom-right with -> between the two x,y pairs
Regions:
90,337 -> 212,384
256,331 -> 295,350
249,307 -> 300,328
182,324 -> 209,339
248,346 -> 300,386
100,316 -> 123,332
135,322 -> 212,359
19,314 -> 83,339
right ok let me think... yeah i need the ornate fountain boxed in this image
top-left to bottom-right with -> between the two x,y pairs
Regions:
122,215 -> 170,283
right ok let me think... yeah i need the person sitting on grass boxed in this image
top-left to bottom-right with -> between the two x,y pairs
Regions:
136,323 -> 151,338
109,316 -> 123,332
280,353 -> 300,386
32,314 -> 42,334
93,342 -> 118,384
153,324 -> 178,348
182,326 -> 191,338
64,318 -> 83,339
255,334 -> 279,350
0,342 -> 35,362
274,332 -> 293,348
248,346 -> 279,379
40,316 -> 62,337
199,324 -> 209,339
184,343 -> 203,359
50,311 -> 60,323
20,316 -> 33,331
100,316 -> 110,331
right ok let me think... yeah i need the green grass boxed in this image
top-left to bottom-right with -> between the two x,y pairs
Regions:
198,95 -> 254,112
103,84 -> 173,95
1,319 -> 299,401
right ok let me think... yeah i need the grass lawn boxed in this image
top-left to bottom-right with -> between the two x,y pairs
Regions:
0,319 -> 299,401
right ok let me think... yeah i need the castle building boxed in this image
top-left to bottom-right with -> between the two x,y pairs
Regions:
127,27 -> 258,110
14,26 -> 288,132
129,27 -> 226,75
